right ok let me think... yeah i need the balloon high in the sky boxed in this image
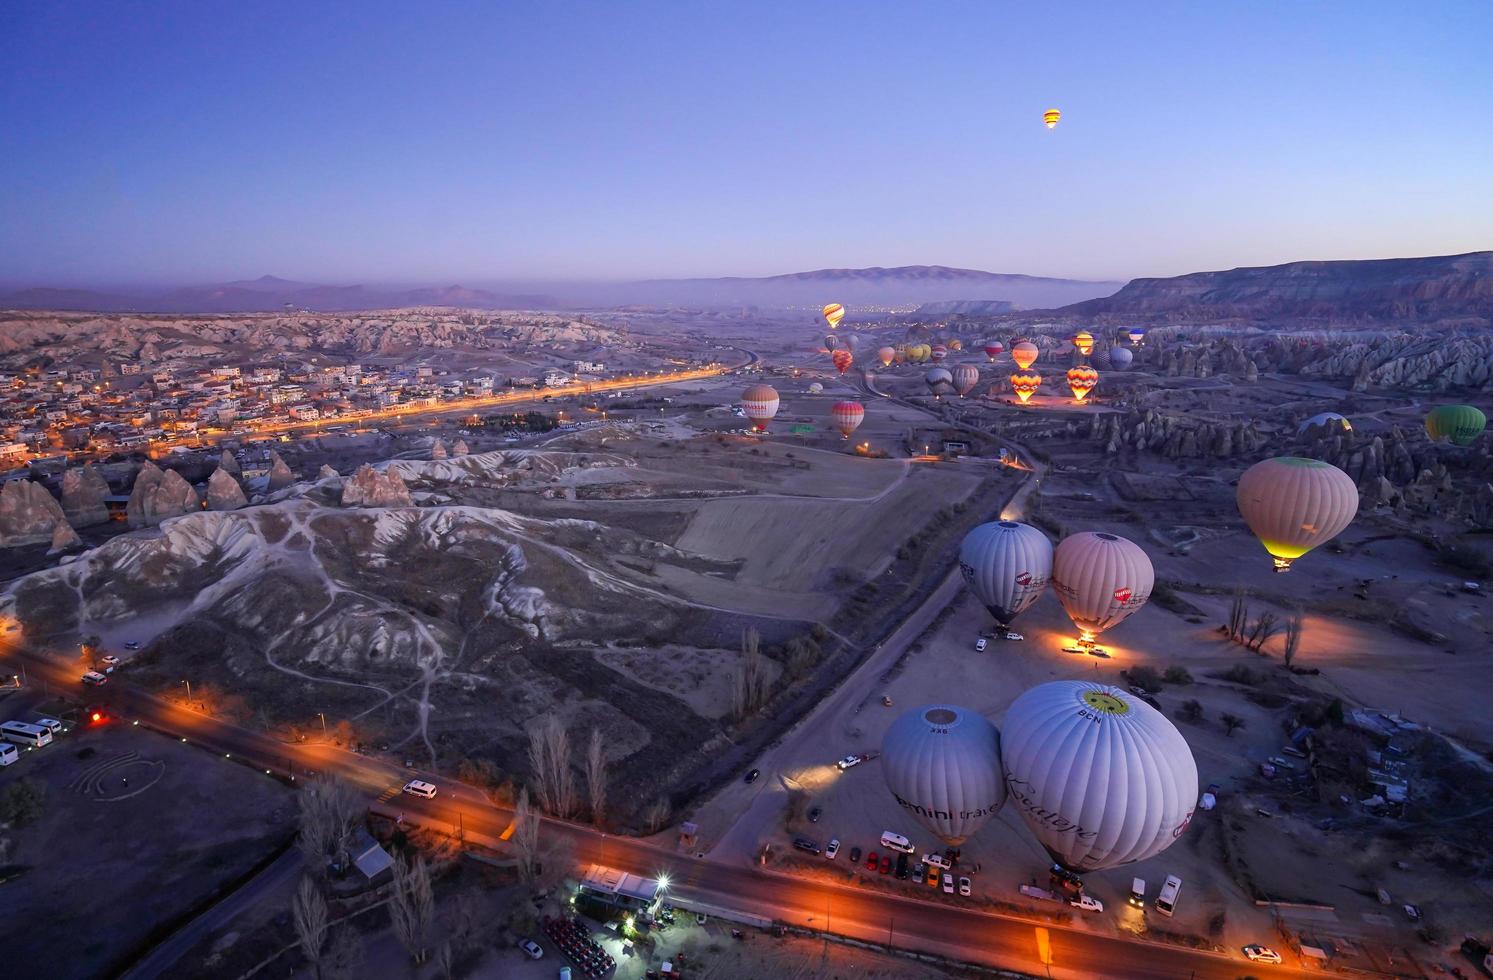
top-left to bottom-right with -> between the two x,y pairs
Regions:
740,384 -> 780,432
881,704 -> 1007,846
1010,372 -> 1042,404
1043,108 -> 1061,129
1066,365 -> 1099,402
822,303 -> 845,329
830,400 -> 864,438
1425,405 -> 1487,446
824,334 -> 839,352
877,346 -> 896,368
1001,681 -> 1198,872
1072,331 -> 1094,356
831,349 -> 853,375
984,341 -> 1004,362
959,521 -> 1052,630
1236,457 -> 1359,572
952,363 -> 980,398
1051,531 -> 1153,644
1011,340 -> 1039,371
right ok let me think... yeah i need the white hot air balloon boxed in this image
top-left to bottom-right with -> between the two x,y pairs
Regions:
959,521 -> 1052,630
1001,680 -> 1198,872
881,704 -> 1007,846
1108,346 -> 1133,370
1051,531 -> 1153,645
951,363 -> 980,397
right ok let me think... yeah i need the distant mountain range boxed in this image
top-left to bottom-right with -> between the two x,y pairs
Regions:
0,276 -> 561,314
1059,251 -> 1493,324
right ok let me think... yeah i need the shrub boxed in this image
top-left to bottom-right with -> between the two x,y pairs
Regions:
1177,699 -> 1204,723
0,779 -> 45,826
1126,665 -> 1163,692
1162,666 -> 1193,685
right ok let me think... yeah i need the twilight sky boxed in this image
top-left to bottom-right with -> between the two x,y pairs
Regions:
2,1 -> 1490,285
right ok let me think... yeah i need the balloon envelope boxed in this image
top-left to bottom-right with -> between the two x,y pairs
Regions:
1236,457 -> 1358,571
882,704 -> 1007,846
1010,372 -> 1041,404
1066,365 -> 1099,402
1425,405 -> 1487,446
877,346 -> 896,367
1043,108 -> 1061,129
959,521 -> 1052,628
822,303 -> 846,329
951,364 -> 980,397
1002,681 -> 1197,872
984,342 -> 1004,362
831,349 -> 854,375
1072,331 -> 1094,356
831,400 -> 864,438
1051,531 -> 1153,638
1297,412 -> 1351,436
741,384 -> 780,429
1012,341 -> 1039,371
1108,346 -> 1133,370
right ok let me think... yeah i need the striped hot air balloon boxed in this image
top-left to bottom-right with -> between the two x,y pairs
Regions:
1010,372 -> 1042,404
824,333 -> 839,352
877,346 -> 896,367
925,367 -> 954,399
930,344 -> 948,362
984,341 -> 1004,362
822,303 -> 846,329
948,339 -> 963,352
1011,340 -> 1039,371
1072,331 -> 1094,356
830,400 -> 865,438
1066,365 -> 1099,402
1043,108 -> 1061,129
741,384 -> 780,432
952,363 -> 980,397
1108,346 -> 1133,370
831,349 -> 854,375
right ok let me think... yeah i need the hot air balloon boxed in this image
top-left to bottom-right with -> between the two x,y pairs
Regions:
1072,331 -> 1094,356
1296,412 -> 1351,437
908,343 -> 931,363
930,344 -> 948,362
1043,108 -> 1061,129
831,400 -> 864,438
741,384 -> 780,432
925,367 -> 954,398
948,339 -> 964,352
1091,346 -> 1112,371
1012,340 -> 1039,371
1051,531 -> 1153,645
822,303 -> 846,329
959,521 -> 1052,630
1425,405 -> 1487,446
1108,346 -> 1133,370
1236,457 -> 1358,572
951,363 -> 980,398
984,341 -> 1004,362
1066,365 -> 1099,402
807,382 -> 824,394
877,346 -> 895,368
1001,681 -> 1197,873
845,332 -> 863,351
1010,372 -> 1042,404
893,345 -> 908,365
1127,328 -> 1145,345
831,349 -> 854,375
882,704 -> 1006,846
824,334 -> 839,352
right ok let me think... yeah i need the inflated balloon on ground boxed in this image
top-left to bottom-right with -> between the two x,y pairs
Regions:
959,521 -> 1052,629
882,704 -> 1006,846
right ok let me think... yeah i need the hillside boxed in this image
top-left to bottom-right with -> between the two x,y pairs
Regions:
1061,251 -> 1493,325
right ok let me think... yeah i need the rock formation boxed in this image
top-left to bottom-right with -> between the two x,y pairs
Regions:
340,465 -> 414,508
206,468 -> 249,511
61,464 -> 110,527
0,479 -> 72,547
431,438 -> 448,460
451,439 -> 470,456
218,449 -> 242,476
317,464 -> 339,480
127,463 -> 201,527
49,521 -> 82,553
267,452 -> 295,491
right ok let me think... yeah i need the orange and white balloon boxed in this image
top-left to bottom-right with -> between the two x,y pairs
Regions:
1011,340 -> 1039,371
741,384 -> 780,432
1072,331 -> 1094,356
831,349 -> 854,375
877,346 -> 896,368
831,400 -> 865,438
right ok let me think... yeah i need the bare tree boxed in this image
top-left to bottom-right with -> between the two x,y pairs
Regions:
536,834 -> 576,895
298,776 -> 364,875
1282,607 -> 1305,668
585,727 -> 608,829
729,628 -> 774,720
512,787 -> 541,886
323,924 -> 365,980
388,853 -> 435,963
1222,713 -> 1246,737
436,940 -> 456,980
1245,612 -> 1280,652
527,715 -> 576,818
643,795 -> 672,834
1227,586 -> 1248,641
444,888 -> 483,959
292,876 -> 329,979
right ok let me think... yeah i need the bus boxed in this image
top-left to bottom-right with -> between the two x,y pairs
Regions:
1155,874 -> 1182,917
1,720 -> 53,749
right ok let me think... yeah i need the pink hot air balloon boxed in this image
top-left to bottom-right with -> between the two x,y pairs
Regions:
831,400 -> 865,438
984,341 -> 1004,362
930,344 -> 949,362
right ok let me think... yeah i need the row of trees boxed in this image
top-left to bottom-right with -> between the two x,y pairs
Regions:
1227,586 -> 1306,666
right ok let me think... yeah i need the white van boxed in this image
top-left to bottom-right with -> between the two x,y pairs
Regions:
0,742 -> 18,766
1155,874 -> 1182,917
33,717 -> 63,735
879,831 -> 915,854
402,779 -> 438,799
1128,877 -> 1146,908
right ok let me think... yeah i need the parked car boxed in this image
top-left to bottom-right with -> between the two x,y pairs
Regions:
1402,903 -> 1421,921
974,637 -> 987,652
881,695 -> 893,707
912,861 -> 925,881
124,641 -> 141,650
848,846 -> 862,864
895,853 -> 909,879
941,873 -> 955,894
744,768 -> 761,783
1242,945 -> 1282,964
958,876 -> 972,897
99,655 -> 120,668
81,670 -> 108,686
825,838 -> 840,859
808,806 -> 822,823
879,855 -> 892,875
922,852 -> 951,871
792,837 -> 821,855
1069,894 -> 1104,913
865,850 -> 879,870
925,864 -> 940,887
518,938 -> 544,960
33,717 -> 64,735
1003,631 -> 1024,641
835,754 -> 864,770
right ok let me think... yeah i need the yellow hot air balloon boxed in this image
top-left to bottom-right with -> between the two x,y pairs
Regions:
1236,457 -> 1359,572
948,338 -> 963,352
822,303 -> 846,329
1043,108 -> 1061,129
1011,340 -> 1039,371
1072,331 -> 1094,356
1010,372 -> 1042,404
1066,365 -> 1098,402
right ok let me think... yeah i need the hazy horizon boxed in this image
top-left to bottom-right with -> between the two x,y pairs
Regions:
3,2 -> 1491,285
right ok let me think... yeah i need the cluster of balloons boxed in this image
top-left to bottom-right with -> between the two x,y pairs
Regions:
881,684 -> 1197,872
